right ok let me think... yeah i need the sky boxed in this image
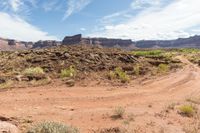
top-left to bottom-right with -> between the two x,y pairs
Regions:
0,0 -> 200,41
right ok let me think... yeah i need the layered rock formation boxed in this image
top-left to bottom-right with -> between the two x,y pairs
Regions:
62,34 -> 134,49
33,40 -> 61,49
0,38 -> 61,51
135,35 -> 200,48
1,34 -> 200,51
62,34 -> 82,45
82,38 -> 133,48
0,38 -> 28,51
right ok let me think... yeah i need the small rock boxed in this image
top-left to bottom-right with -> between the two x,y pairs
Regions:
65,79 -> 75,87
64,53 -> 71,58
0,78 -> 6,84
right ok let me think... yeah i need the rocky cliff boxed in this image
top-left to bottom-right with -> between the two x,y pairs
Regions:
1,34 -> 200,51
33,40 -> 61,49
0,38 -> 61,51
62,34 -> 82,45
62,34 -> 135,49
135,35 -> 200,48
0,38 -> 29,51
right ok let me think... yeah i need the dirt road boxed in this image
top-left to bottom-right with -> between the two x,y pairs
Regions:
0,56 -> 200,133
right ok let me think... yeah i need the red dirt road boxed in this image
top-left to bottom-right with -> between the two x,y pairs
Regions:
0,57 -> 200,133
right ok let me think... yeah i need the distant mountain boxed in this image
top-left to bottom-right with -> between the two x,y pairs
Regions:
62,34 -> 135,49
135,35 -> 200,48
0,38 -> 30,51
1,34 -> 200,51
0,38 -> 61,51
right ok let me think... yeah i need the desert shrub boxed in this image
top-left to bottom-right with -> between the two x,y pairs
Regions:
158,64 -> 169,73
24,67 -> 45,76
0,80 -> 13,89
30,78 -> 52,87
167,103 -> 177,110
61,66 -> 76,78
27,121 -> 79,133
112,106 -> 125,119
133,64 -> 140,76
179,105 -> 196,117
131,50 -> 163,57
108,71 -> 116,80
108,67 -> 130,83
179,48 -> 200,54
114,67 -> 130,83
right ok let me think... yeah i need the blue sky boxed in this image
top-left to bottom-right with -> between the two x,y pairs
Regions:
0,0 -> 200,41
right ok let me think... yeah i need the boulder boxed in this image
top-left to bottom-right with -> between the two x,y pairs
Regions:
0,78 -> 6,84
0,121 -> 19,133
8,40 -> 16,46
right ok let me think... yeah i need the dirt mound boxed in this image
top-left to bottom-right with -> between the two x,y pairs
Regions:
0,45 -> 137,72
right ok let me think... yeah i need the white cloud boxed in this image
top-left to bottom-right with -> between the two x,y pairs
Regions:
0,12 -> 58,41
100,10 -> 132,25
90,0 -> 200,40
43,1 -> 56,12
131,0 -> 161,9
9,0 -> 22,12
80,28 -> 86,31
63,0 -> 91,20
0,0 -> 36,16
42,0 -> 62,12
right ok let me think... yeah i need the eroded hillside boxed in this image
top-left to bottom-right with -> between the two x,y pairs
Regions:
0,45 -> 182,89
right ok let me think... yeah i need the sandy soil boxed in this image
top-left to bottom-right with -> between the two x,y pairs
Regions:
0,56 -> 200,133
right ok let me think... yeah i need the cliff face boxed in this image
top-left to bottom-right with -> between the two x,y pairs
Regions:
135,35 -> 200,48
1,34 -> 200,51
0,38 -> 29,51
33,40 -> 61,49
0,38 -> 61,51
61,34 -> 200,49
62,34 -> 134,49
62,34 -> 82,45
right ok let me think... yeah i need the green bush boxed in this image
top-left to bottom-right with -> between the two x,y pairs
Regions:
114,67 -> 130,83
27,121 -> 79,133
24,67 -> 45,76
23,67 -> 46,81
108,67 -> 130,83
108,71 -> 116,80
158,64 -> 169,73
24,67 -> 44,75
131,50 -> 163,57
133,64 -> 140,76
61,66 -> 76,78
179,105 -> 195,117
179,48 -> 200,54
0,80 -> 13,89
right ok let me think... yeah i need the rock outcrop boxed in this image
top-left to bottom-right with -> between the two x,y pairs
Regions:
0,121 -> 19,133
62,34 -> 82,45
0,38 -> 61,51
1,34 -> 200,51
62,34 -> 135,49
82,38 -> 133,48
8,40 -> 16,46
0,38 -> 28,51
